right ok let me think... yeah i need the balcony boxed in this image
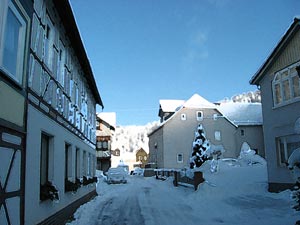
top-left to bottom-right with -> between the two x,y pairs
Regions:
96,150 -> 111,158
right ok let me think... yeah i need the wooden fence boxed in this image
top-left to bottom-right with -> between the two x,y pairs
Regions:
153,169 -> 205,190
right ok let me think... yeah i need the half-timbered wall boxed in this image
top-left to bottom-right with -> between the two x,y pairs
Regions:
29,0 -> 97,145
23,0 -> 99,224
0,0 -> 32,224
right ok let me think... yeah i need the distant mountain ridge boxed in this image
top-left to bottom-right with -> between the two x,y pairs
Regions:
219,90 -> 261,103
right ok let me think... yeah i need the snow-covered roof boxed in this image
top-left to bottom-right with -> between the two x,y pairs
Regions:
218,102 -> 263,126
159,99 -> 184,112
97,112 -> 116,128
183,94 -> 216,109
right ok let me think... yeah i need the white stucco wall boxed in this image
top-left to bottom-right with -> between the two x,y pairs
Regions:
25,105 -> 96,225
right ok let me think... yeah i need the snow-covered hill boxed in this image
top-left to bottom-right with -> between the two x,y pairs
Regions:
220,90 -> 261,103
111,121 -> 159,153
110,121 -> 159,169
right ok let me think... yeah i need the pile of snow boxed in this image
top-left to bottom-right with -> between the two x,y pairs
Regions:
288,148 -> 300,183
238,142 -> 266,166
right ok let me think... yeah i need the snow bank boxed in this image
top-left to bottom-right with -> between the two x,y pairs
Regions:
238,142 -> 266,166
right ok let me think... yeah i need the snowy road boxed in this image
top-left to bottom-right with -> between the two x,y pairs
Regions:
92,177 -> 198,225
95,179 -> 145,225
68,162 -> 300,225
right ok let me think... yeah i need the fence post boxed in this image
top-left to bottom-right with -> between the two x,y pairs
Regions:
194,171 -> 204,190
173,171 -> 178,187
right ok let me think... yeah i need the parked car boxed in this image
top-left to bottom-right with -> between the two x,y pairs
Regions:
131,167 -> 144,176
106,167 -> 127,184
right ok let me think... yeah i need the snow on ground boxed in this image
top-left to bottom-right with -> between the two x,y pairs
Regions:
67,161 -> 300,225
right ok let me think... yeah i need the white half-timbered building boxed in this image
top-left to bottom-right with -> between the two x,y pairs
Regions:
25,0 -> 103,224
0,0 -> 104,224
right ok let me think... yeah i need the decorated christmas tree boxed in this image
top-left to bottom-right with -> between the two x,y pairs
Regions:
190,124 -> 211,169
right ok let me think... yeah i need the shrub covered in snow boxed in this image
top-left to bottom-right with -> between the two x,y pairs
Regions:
190,124 -> 211,169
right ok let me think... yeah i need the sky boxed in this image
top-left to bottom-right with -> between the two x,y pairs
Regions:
69,0 -> 300,126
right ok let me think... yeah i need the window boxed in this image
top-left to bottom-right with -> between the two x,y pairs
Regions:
177,153 -> 183,163
272,62 -> 300,107
241,129 -> 245,136
214,131 -> 221,141
87,153 -> 91,176
83,151 -> 87,176
57,40 -> 65,86
181,113 -> 186,121
96,141 -> 109,151
75,148 -> 80,178
213,114 -> 218,121
277,134 -> 300,166
40,133 -> 53,186
65,143 -> 72,181
102,141 -> 108,150
0,0 -> 28,85
44,14 -> 55,71
196,111 -> 203,121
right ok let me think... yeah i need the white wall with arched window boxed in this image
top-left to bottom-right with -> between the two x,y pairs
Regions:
272,62 -> 300,107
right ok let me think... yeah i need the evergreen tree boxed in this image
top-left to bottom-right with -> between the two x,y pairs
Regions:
190,124 -> 210,169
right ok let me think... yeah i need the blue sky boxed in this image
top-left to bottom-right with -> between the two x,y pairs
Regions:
70,0 -> 299,126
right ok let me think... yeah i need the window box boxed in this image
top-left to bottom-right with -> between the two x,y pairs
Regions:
40,181 -> 59,202
65,178 -> 81,193
82,176 -> 98,186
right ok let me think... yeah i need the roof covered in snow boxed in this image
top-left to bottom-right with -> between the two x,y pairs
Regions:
183,94 -> 216,109
159,99 -> 185,112
250,17 -> 300,85
150,94 -> 263,136
218,102 -> 263,126
97,112 -> 117,128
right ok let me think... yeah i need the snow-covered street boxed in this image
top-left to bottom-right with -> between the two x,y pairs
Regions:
67,161 -> 300,225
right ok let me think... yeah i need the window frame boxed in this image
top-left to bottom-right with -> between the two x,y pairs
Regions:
44,13 -> 55,71
196,111 -> 203,121
75,148 -> 81,179
214,130 -> 221,141
272,62 -> 300,108
40,132 -> 54,185
181,113 -> 187,121
0,0 -> 29,86
65,143 -> 72,181
241,129 -> 245,136
177,153 -> 183,163
276,134 -> 300,167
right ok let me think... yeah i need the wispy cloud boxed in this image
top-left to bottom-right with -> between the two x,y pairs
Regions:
181,30 -> 209,72
191,31 -> 207,47
206,0 -> 230,8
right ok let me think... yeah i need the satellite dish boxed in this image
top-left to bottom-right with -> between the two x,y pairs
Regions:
294,118 -> 300,134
